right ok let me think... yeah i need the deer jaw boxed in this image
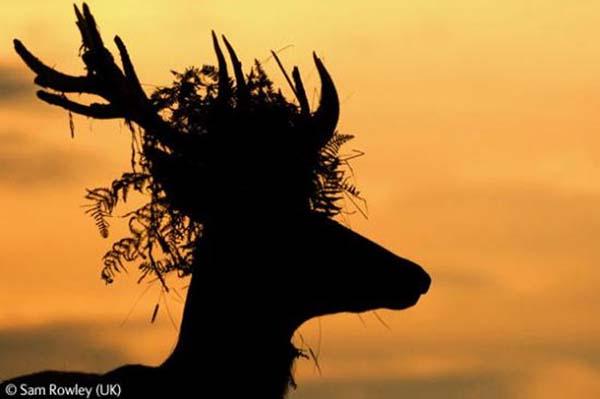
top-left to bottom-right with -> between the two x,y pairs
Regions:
290,216 -> 430,322
197,213 -> 430,331
163,213 -> 430,398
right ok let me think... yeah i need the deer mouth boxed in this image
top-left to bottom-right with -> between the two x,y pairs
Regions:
391,259 -> 431,309
390,262 -> 431,310
335,264 -> 431,315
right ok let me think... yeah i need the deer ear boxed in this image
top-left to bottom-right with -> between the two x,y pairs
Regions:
312,53 -> 340,147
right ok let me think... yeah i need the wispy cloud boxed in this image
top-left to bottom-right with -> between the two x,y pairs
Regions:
0,130 -> 102,189
0,65 -> 33,102
0,321 -> 128,380
291,338 -> 600,399
292,374 -> 513,399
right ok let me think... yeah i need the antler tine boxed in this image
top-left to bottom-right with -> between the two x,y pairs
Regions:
13,39 -> 96,93
221,35 -> 248,101
312,52 -> 340,145
15,4 -> 188,151
73,4 -> 92,49
211,31 -> 230,100
74,4 -> 125,94
114,35 -> 146,98
37,91 -> 120,119
292,66 -> 310,117
81,3 -> 105,50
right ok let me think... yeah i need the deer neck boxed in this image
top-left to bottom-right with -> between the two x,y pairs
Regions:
162,222 -> 303,399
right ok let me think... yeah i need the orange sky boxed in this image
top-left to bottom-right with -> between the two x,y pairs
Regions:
2,1 -> 600,398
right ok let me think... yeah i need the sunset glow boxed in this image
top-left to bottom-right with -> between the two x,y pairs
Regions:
2,1 -> 600,398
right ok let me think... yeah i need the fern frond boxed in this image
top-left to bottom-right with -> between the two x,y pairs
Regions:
84,188 -> 116,238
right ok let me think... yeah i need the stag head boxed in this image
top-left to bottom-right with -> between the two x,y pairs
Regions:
15,3 -> 343,222
15,2 -> 430,328
12,6 -> 432,399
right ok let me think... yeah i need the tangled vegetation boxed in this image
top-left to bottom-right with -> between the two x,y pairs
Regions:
83,61 -> 364,288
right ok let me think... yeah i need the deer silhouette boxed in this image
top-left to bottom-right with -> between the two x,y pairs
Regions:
3,4 -> 431,399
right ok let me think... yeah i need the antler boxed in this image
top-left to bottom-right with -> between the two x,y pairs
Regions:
13,3 -> 183,149
311,53 -> 340,145
270,50 -> 340,147
15,2 -> 340,152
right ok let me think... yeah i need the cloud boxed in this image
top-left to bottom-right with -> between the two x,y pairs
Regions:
291,314 -> 600,399
0,130 -> 101,189
378,179 -> 600,295
0,66 -> 33,102
291,374 -> 513,399
289,336 -> 600,399
0,321 -> 129,381
433,268 -> 499,289
518,361 -> 600,399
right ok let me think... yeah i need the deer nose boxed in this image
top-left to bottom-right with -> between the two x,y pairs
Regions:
397,256 -> 431,293
419,267 -> 432,295
392,260 -> 431,309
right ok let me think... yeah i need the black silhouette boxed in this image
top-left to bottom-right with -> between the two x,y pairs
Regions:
3,4 -> 431,398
